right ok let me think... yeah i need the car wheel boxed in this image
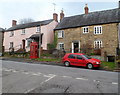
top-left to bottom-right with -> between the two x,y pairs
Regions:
87,63 -> 93,69
64,61 -> 70,67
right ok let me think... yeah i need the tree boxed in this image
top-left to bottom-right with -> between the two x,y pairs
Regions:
19,18 -> 34,24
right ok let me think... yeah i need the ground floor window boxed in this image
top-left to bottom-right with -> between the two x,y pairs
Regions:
58,43 -> 64,50
94,40 -> 102,49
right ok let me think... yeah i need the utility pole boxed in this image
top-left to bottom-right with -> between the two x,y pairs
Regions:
39,24 -> 41,58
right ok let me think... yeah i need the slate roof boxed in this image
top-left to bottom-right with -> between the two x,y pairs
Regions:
0,28 -> 5,32
55,8 -> 120,30
6,19 -> 54,31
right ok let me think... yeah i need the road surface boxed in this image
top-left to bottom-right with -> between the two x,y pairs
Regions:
1,60 -> 119,94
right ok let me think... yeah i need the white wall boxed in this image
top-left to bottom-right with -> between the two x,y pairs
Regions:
3,20 -> 58,52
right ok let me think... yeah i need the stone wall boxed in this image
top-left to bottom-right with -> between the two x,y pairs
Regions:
55,23 -> 118,57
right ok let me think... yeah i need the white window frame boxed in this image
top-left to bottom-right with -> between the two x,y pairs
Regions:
58,43 -> 64,50
94,40 -> 102,49
21,29 -> 25,35
83,27 -> 89,33
10,31 -> 14,37
94,26 -> 102,34
58,31 -> 64,38
36,26 -> 40,32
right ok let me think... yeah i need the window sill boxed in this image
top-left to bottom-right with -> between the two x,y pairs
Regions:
21,34 -> 25,35
58,37 -> 63,39
36,31 -> 40,33
94,33 -> 102,35
83,32 -> 89,34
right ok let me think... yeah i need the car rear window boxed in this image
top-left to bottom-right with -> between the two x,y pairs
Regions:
68,54 -> 76,59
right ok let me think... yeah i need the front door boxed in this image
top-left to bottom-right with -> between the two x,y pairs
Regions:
22,39 -> 25,49
72,41 -> 80,53
74,42 -> 79,53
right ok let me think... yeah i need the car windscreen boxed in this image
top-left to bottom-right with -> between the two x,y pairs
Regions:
82,55 -> 91,59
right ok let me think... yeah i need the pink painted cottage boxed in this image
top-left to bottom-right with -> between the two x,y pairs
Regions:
4,13 -> 58,52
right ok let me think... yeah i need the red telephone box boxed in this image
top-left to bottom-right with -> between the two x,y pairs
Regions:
30,42 -> 38,59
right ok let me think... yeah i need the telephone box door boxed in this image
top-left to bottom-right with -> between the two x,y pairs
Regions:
30,42 -> 38,59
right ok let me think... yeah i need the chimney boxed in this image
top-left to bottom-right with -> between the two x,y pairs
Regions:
12,20 -> 17,26
60,9 -> 64,22
53,13 -> 58,22
84,4 -> 89,14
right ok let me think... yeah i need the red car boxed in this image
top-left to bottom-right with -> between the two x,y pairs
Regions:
62,53 -> 101,69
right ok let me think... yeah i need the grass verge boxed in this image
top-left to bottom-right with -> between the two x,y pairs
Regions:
36,58 -> 61,62
101,61 -> 117,71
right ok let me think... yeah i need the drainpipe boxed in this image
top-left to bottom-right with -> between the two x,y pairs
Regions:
39,24 -> 41,58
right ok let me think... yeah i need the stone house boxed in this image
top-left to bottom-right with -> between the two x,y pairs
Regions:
54,3 -> 120,61
4,13 -> 58,52
0,28 -> 4,56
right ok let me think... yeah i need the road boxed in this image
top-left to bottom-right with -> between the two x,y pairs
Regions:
1,60 -> 119,94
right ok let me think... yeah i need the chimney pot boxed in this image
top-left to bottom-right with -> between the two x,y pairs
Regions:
12,20 -> 17,26
84,4 -> 89,14
53,13 -> 58,22
60,9 -> 64,22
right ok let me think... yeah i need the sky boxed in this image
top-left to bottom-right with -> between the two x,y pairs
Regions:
0,0 -> 119,29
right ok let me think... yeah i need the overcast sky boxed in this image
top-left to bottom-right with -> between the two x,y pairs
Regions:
0,0 -> 119,29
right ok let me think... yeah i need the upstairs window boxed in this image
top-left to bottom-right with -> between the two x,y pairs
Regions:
94,40 -> 102,49
36,26 -> 40,32
83,27 -> 89,33
58,43 -> 64,50
10,31 -> 14,37
94,26 -> 102,34
58,31 -> 64,38
21,29 -> 25,35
